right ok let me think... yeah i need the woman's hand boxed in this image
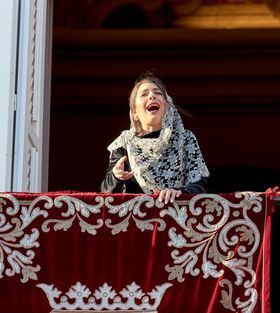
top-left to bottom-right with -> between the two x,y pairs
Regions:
113,156 -> 134,181
155,188 -> 182,204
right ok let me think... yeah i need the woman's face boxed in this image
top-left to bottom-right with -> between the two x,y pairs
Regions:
133,82 -> 167,132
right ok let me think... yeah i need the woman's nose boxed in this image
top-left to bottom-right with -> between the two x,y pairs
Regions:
149,92 -> 155,99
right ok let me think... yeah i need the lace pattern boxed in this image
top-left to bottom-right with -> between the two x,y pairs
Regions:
108,97 -> 210,193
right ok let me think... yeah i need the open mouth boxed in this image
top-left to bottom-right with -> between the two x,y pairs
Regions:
147,103 -> 160,112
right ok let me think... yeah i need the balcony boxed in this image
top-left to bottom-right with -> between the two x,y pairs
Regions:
0,190 -> 278,312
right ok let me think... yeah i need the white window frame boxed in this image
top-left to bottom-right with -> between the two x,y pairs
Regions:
0,0 -> 19,191
0,0 -> 53,192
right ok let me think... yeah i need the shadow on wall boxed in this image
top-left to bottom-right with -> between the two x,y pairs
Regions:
101,4 -> 148,28
207,166 -> 280,193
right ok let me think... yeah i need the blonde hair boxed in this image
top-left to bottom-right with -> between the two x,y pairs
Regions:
129,71 -> 168,133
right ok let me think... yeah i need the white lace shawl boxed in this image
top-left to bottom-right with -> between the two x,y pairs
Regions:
107,97 -> 210,194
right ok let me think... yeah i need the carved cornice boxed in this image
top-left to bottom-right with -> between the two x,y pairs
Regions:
53,0 -> 280,29
171,3 -> 280,29
53,27 -> 280,48
53,0 -> 166,29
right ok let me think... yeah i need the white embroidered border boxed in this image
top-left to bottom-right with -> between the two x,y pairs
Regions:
37,281 -> 171,311
0,192 -> 264,312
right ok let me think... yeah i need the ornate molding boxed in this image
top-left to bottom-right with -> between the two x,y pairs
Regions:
171,3 -> 280,29
29,0 -> 37,123
53,0 -> 280,29
53,0 -> 166,29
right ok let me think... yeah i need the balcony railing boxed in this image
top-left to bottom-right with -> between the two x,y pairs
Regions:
0,191 -> 278,313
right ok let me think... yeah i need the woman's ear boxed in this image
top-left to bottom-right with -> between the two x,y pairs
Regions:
134,112 -> 138,121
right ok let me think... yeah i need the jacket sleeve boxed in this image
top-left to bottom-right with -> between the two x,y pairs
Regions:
100,148 -> 127,193
184,177 -> 208,194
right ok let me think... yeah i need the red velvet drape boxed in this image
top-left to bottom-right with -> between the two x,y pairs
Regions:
0,191 -> 274,313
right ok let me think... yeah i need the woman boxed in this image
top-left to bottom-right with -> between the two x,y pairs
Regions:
100,72 -> 210,204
